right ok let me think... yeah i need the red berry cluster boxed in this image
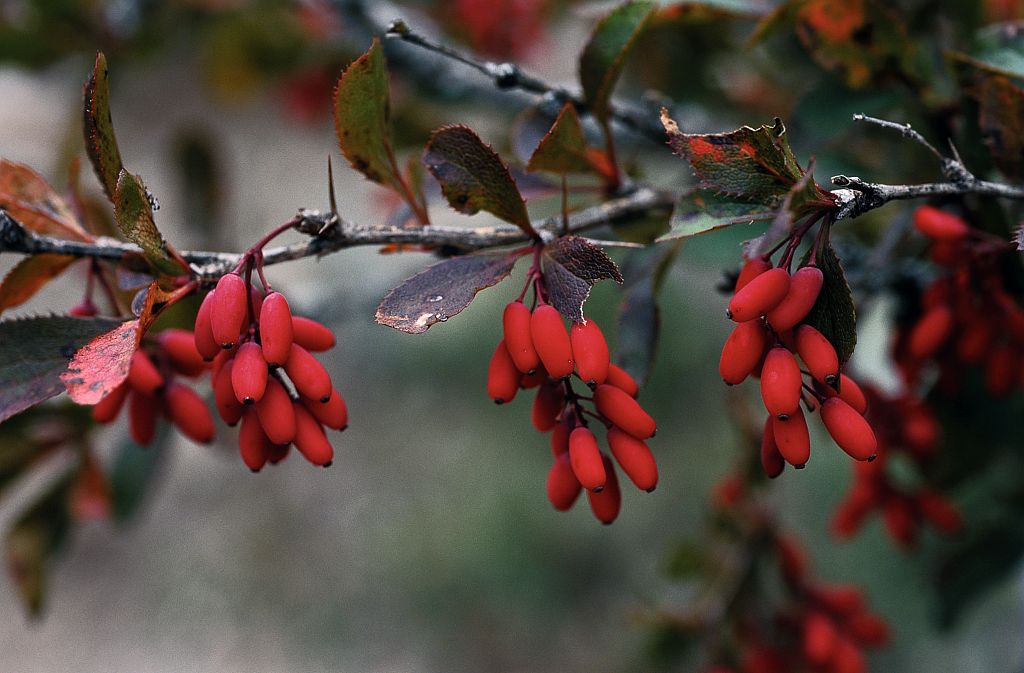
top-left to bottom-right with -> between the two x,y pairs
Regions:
487,295 -> 657,524
895,206 -> 1024,397
832,385 -> 961,550
193,272 -> 347,471
93,329 -> 214,446
720,259 -> 877,472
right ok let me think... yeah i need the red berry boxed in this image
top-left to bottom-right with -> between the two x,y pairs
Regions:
837,374 -> 868,415
92,382 -> 129,424
530,304 -> 574,379
607,426 -> 657,491
586,455 -> 620,524
760,416 -> 785,478
814,584 -> 864,615
956,319 -> 993,364
128,350 -> 164,395
284,343 -> 332,403
985,343 -> 1018,397
165,383 -> 215,443
916,490 -> 962,534
907,305 -> 953,360
531,380 -> 564,431
158,329 -> 206,377
292,403 -> 334,467
128,391 -> 158,445
883,499 -> 917,549
569,427 -> 606,491
720,319 -> 768,385
594,384 -> 656,439
193,290 -> 221,361
830,636 -> 866,673
232,342 -> 269,405
803,612 -> 838,666
211,273 -> 249,349
772,408 -> 810,467
606,363 -> 639,397
213,358 -> 244,426
913,205 -> 969,240
846,612 -> 889,647
734,258 -> 772,293
550,414 -> 573,456
259,291 -> 294,366
304,388 -> 348,430
760,347 -> 802,419
727,267 -> 790,322
256,377 -> 297,444
546,453 -> 582,511
486,340 -> 520,404
767,266 -> 823,332
238,408 -> 272,472
570,319 -> 610,385
519,368 -> 546,389
291,316 -> 336,351
503,301 -> 540,374
267,443 -> 291,465
69,299 -> 97,317
821,398 -> 877,461
795,325 -> 839,387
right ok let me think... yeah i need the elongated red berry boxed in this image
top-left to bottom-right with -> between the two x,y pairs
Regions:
594,384 -> 656,439
284,343 -> 332,403
519,368 -> 546,389
547,453 -> 582,511
256,378 -> 296,444
165,383 -> 215,443
128,350 -> 163,395
760,416 -> 785,478
907,305 -> 953,359
293,403 -> 334,466
837,374 -> 867,414
550,415 -> 573,456
159,329 -> 206,377
530,304 -> 574,379
821,397 -> 877,461
238,408 -> 271,472
607,426 -> 657,491
487,340 -> 520,404
883,499 -> 917,549
606,363 -> 639,397
720,319 -> 767,385
727,267 -> 790,322
569,427 -> 606,490
211,273 -> 249,349
304,388 -> 348,430
232,342 -> 268,405
259,291 -> 293,366
570,319 -> 610,385
532,380 -> 564,432
291,316 -> 335,351
760,347 -> 802,418
913,206 -> 969,240
803,612 -> 838,666
586,455 -> 620,524
734,258 -> 772,293
956,319 -> 993,364
267,442 -> 290,465
796,325 -> 839,387
503,301 -> 539,374
213,359 -> 244,425
985,343 -> 1018,397
846,612 -> 889,647
92,382 -> 129,424
766,266 -> 823,331
128,391 -> 158,445
193,290 -> 220,361
772,409 -> 810,467
916,490 -> 962,534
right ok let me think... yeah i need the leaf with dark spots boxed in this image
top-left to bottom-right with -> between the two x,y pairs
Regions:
800,241 -> 857,363
375,251 -> 525,334
527,103 -> 597,175
579,1 -> 657,124
0,316 -> 122,423
543,236 -> 623,322
0,254 -> 77,316
114,170 -> 188,277
0,160 -> 92,242
616,242 -> 681,385
83,52 -> 125,203
424,125 -> 537,237
659,190 -> 777,241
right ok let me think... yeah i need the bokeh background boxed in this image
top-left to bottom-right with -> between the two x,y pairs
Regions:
1,1 -> 1023,671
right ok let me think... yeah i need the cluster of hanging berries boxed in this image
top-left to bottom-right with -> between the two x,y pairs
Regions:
895,205 -> 1024,398
719,256 -> 877,473
193,271 -> 347,471
92,329 -> 215,446
486,275 -> 657,524
832,384 -> 961,551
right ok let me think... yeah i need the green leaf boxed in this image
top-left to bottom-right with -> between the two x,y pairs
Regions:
5,472 -> 74,617
424,125 -> 537,237
527,103 -> 596,175
0,316 -> 123,423
110,426 -> 170,524
0,254 -> 77,316
333,39 -> 407,195
616,242 -> 681,385
114,170 -> 187,277
579,1 -> 657,123
542,236 -> 624,323
658,190 -> 777,242
800,241 -> 857,363
949,23 -> 1024,79
83,52 -> 125,203
375,250 -> 525,334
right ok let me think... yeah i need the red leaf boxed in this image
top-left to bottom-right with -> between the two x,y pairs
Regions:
0,160 -> 92,242
0,254 -> 77,316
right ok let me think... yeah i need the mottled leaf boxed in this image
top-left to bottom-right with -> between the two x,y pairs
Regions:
800,240 -> 857,363
971,72 -> 1024,181
110,426 -> 170,524
424,125 -> 536,237
659,190 -> 777,242
616,242 -> 681,385
579,1 -> 657,123
527,103 -> 596,175
375,251 -> 525,334
0,160 -> 91,241
114,170 -> 187,277
0,316 -> 122,423
543,236 -> 623,323
0,254 -> 77,315
83,52 -> 125,202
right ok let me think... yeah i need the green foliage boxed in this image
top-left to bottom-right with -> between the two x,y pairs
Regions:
114,171 -> 187,277
527,103 -> 596,176
579,1 -> 657,124
83,52 -> 125,204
